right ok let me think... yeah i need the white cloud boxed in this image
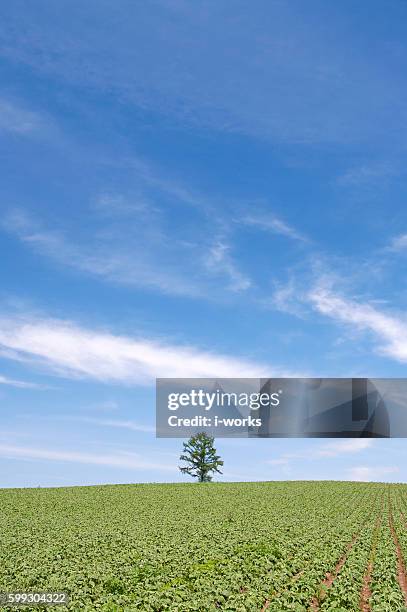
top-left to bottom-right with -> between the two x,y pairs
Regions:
267,279 -> 307,317
127,157 -> 212,212
268,439 -> 373,466
318,439 -> 373,457
241,214 -> 307,242
1,210 -> 209,297
268,458 -> 290,466
81,417 -> 155,434
0,443 -> 175,472
0,315 -> 287,384
204,240 -> 251,292
91,400 -> 119,412
93,192 -> 152,216
349,465 -> 399,482
337,162 -> 396,187
0,99 -> 45,134
309,286 -> 407,362
2,208 -> 248,299
0,374 -> 47,389
388,233 -> 407,253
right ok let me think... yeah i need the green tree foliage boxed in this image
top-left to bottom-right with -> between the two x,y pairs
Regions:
179,432 -> 223,482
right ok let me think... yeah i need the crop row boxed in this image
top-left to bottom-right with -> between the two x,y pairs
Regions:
318,500 -> 382,611
265,491 -> 382,611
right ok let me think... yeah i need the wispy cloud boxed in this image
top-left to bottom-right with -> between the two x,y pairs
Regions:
81,417 -> 155,434
2,208 -> 250,299
126,157 -> 214,213
203,240 -> 251,292
0,315 -> 289,384
240,214 -> 307,242
0,98 -> 46,135
267,278 -> 307,317
268,439 -> 374,466
317,439 -> 373,457
388,233 -> 407,253
87,400 -> 119,412
309,286 -> 407,362
337,161 -> 397,187
268,457 -> 292,466
348,465 -> 399,482
0,443 -> 175,472
2,209 -> 206,298
0,374 -> 48,389
93,192 -> 153,217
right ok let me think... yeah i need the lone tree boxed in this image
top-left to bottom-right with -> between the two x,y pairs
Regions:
179,432 -> 223,482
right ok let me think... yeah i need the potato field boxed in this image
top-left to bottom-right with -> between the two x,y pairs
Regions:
1,481 -> 407,611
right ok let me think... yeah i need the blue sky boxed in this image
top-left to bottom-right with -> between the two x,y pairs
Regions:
1,0 -> 407,487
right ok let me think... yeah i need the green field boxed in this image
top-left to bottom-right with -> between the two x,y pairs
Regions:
1,481 -> 407,611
